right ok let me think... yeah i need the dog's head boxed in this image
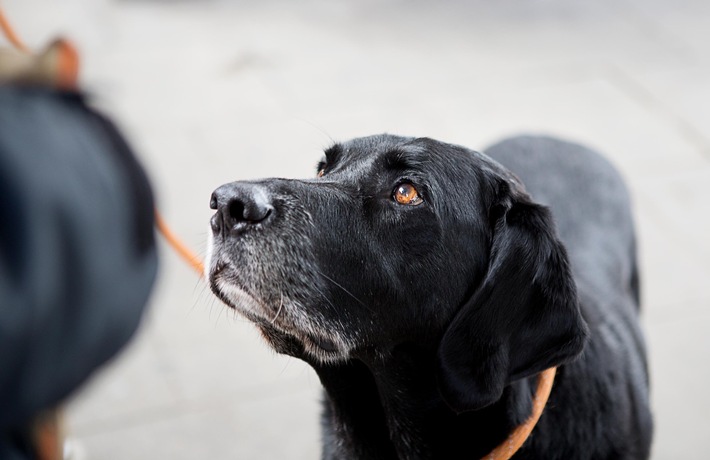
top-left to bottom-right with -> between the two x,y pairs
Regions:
206,134 -> 587,412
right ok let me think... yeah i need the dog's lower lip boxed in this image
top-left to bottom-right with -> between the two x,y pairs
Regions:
311,335 -> 338,352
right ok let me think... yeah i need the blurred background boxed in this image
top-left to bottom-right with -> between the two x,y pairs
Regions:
6,0 -> 709,458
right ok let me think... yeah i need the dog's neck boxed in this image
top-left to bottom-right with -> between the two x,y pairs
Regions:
315,342 -> 537,460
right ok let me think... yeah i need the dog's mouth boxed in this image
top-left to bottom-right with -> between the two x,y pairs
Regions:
307,334 -> 339,352
208,260 -> 283,321
208,257 -> 351,363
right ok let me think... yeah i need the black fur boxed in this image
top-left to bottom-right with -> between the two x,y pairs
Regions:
207,134 -> 653,459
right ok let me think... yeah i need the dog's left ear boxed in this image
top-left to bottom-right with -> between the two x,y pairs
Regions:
436,180 -> 588,414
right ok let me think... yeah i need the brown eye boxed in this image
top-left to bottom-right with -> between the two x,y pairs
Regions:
393,183 -> 423,205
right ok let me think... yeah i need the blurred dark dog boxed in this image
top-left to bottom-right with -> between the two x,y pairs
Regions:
206,134 -> 653,459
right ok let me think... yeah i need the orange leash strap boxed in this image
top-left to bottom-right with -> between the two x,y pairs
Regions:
154,211 -> 205,276
483,367 -> 557,460
0,5 -> 29,52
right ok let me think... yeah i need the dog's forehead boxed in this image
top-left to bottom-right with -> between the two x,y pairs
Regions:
337,134 -> 415,161
332,134 -> 502,176
320,134 -> 415,180
332,134 -> 464,172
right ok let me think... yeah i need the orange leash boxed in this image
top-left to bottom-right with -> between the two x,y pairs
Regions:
0,5 -> 29,52
1,4 -> 205,278
483,367 -> 556,460
154,211 -> 205,275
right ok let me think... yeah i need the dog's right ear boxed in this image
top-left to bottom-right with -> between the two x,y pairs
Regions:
436,180 -> 588,414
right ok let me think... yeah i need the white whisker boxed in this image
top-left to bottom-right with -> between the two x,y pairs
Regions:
315,268 -> 371,311
270,290 -> 284,324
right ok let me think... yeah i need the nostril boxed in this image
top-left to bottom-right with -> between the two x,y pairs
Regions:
210,193 -> 218,210
228,200 -> 246,222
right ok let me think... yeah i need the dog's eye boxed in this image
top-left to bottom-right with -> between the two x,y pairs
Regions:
393,183 -> 423,205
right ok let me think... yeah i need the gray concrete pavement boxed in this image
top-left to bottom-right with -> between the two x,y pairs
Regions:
6,0 -> 710,458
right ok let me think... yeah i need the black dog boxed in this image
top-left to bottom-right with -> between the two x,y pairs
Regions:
206,135 -> 653,459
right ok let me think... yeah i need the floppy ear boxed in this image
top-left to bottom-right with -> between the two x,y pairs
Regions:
436,183 -> 588,414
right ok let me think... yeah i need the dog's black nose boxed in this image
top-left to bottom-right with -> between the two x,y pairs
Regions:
210,183 -> 273,235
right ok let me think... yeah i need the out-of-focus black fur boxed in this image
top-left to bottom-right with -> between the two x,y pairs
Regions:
208,134 -> 653,459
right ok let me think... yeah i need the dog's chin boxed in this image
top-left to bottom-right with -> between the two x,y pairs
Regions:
208,264 -> 352,365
